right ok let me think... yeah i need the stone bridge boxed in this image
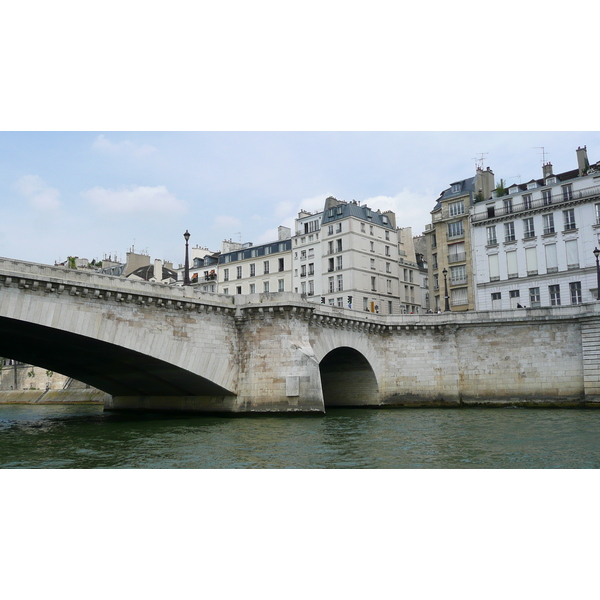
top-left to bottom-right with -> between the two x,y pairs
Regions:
1,256 -> 599,413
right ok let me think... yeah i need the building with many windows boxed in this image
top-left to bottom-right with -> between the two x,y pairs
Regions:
217,227 -> 292,296
424,167 -> 496,311
292,209 -> 323,299
471,146 -> 600,309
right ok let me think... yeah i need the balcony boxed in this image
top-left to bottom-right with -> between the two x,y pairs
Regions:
448,252 -> 466,263
471,183 -> 600,223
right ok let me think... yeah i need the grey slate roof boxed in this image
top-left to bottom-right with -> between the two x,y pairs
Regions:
321,201 -> 394,229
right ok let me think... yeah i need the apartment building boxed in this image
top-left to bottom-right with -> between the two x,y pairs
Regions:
292,209 -> 323,299
471,146 -> 600,309
217,227 -> 292,295
424,167 -> 495,311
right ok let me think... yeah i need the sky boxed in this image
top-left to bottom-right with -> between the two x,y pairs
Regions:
2,131 -> 600,267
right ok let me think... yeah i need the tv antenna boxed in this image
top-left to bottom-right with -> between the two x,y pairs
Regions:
507,175 -> 522,184
234,232 -> 242,243
472,152 -> 488,170
534,146 -> 549,164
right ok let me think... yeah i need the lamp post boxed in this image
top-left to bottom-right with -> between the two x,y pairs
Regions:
594,247 -> 600,300
442,268 -> 450,312
183,230 -> 191,286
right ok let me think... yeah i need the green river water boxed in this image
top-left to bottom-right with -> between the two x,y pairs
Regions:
1,403 -> 600,468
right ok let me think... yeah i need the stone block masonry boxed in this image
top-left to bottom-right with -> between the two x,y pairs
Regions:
1,257 -> 600,413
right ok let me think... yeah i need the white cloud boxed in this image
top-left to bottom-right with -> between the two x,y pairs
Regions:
362,188 -> 435,236
92,134 -> 157,157
82,185 -> 187,215
13,174 -> 61,211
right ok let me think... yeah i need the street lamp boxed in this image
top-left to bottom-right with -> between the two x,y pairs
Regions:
442,268 -> 450,312
183,230 -> 191,286
594,247 -> 600,300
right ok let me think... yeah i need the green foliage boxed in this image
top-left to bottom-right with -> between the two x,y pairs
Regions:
495,178 -> 507,197
27,369 -> 35,378
67,256 -> 77,269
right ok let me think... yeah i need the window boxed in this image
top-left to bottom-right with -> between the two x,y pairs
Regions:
337,274 -> 343,291
387,279 -> 392,294
336,223 -> 342,233
336,205 -> 343,215
562,184 -> 573,201
523,217 -> 535,238
431,233 -> 437,248
224,288 -> 229,295
503,198 -> 513,214
385,231 -> 390,241
451,287 -> 468,306
263,261 -> 269,274
236,266 -> 242,279
570,281 -> 582,304
328,277 -> 334,293
450,264 -> 467,285
278,279 -> 284,292
236,285 -> 242,294
549,284 -> 561,306
385,245 -> 391,256
506,251 -> 518,278
300,250 -> 307,260
488,254 -> 500,281
336,256 -> 343,270
545,243 -> 558,273
432,253 -> 438,269
525,247 -> 538,275
336,239 -> 342,252
300,264 -> 306,277
448,242 -> 466,263
523,194 -> 532,210
565,239 -> 579,268
223,268 -> 229,281
328,258 -> 334,272
451,183 -> 461,193
505,222 -> 515,242
250,283 -> 255,294
563,209 -> 576,230
250,263 -> 256,277
486,226 -> 497,245
449,200 -> 465,216
543,214 -> 555,234
529,287 -> 540,308
447,221 -> 464,238
337,297 -> 343,307
327,225 -> 333,235
308,263 -> 314,276
308,280 -> 314,295
370,241 -> 375,252
509,289 -> 520,308
386,262 -> 391,273
363,297 -> 368,311
491,292 -> 501,309
370,258 -> 376,270
278,258 -> 285,272
542,189 -> 552,206
264,281 -> 270,293
371,276 -> 377,291
596,203 -> 600,225
361,223 -> 366,233
328,299 -> 334,306
328,241 -> 334,254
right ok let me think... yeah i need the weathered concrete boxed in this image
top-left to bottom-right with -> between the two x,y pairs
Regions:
1,256 -> 600,413
0,389 -> 108,404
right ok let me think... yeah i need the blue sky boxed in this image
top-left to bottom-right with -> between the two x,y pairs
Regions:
1,131 -> 599,266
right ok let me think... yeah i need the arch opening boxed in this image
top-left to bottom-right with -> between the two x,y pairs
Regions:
319,346 -> 379,407
0,316 -> 235,398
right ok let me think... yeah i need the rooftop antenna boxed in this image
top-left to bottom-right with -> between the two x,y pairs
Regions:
534,146 -> 549,165
234,232 -> 242,243
472,152 -> 488,170
507,175 -> 522,184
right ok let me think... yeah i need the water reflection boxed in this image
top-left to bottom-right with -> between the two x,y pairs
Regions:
1,404 -> 600,468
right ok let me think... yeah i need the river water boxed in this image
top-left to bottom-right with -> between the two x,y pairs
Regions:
1,403 -> 600,468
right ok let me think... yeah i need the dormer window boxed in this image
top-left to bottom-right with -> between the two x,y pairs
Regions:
546,176 -> 557,185
508,185 -> 519,195
527,181 -> 538,190
366,209 -> 372,219
382,215 -> 388,225
451,183 -> 461,193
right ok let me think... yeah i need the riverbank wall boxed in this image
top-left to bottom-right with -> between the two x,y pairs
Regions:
0,389 -> 109,405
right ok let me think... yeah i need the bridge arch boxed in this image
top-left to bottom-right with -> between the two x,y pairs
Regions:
318,346 -> 379,407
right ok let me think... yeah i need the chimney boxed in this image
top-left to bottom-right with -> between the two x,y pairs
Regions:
543,162 -> 553,179
278,226 -> 291,241
475,167 -> 495,200
576,145 -> 589,176
154,258 -> 163,282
